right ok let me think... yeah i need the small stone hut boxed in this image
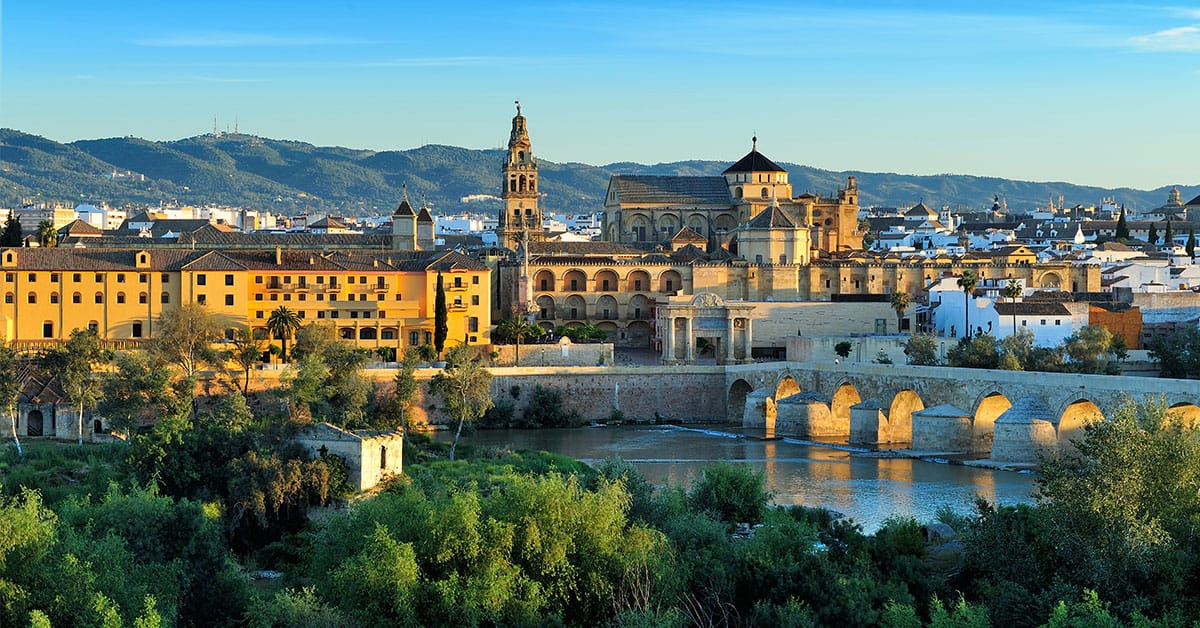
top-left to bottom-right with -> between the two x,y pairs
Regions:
296,422 -> 403,491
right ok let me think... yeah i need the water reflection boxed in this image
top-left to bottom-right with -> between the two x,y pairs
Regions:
442,425 -> 1035,531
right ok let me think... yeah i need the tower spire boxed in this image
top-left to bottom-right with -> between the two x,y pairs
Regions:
497,102 -> 542,250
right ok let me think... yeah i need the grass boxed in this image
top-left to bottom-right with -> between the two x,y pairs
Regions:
0,439 -> 135,504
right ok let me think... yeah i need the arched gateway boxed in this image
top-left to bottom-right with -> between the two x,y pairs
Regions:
656,292 -> 755,364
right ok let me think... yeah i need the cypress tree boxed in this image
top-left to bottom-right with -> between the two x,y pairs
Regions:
1,211 -> 22,247
1115,205 -> 1129,240
1148,223 -> 1158,245
1187,228 -> 1196,259
434,272 -> 448,357
1165,219 -> 1175,247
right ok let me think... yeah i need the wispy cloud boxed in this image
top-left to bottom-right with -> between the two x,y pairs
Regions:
76,74 -> 270,85
354,56 -> 514,68
1129,24 -> 1200,50
132,32 -> 376,47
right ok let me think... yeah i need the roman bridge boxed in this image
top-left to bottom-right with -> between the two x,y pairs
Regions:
724,362 -> 1200,464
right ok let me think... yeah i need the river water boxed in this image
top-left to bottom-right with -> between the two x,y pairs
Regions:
448,425 -> 1037,531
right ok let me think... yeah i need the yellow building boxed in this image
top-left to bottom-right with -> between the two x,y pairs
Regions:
0,247 -> 491,352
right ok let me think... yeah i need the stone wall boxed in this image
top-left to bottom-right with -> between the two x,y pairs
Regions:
1131,292 -> 1200,324
786,335 -> 959,364
751,302 -> 903,349
491,340 -> 614,367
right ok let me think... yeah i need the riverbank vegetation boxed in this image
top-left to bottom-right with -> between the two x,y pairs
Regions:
4,396 -> 1200,626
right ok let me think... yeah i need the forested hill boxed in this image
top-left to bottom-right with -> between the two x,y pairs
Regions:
1,128 -> 1191,216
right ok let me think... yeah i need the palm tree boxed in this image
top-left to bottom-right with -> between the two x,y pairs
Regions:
890,291 -> 911,336
957,269 -> 979,340
1003,279 -> 1023,337
266,306 -> 302,363
497,317 -> 536,365
36,219 -> 57,248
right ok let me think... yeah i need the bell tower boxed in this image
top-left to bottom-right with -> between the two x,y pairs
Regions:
498,101 -> 544,250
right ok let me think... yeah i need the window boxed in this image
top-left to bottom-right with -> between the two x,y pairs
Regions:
472,295 -> 479,305
138,292 -> 148,304
283,294 -> 291,301
377,277 -> 386,289
570,278 -> 579,291
454,276 -> 462,288
50,273 -> 59,282
377,294 -> 385,301
1055,319 -> 1062,326
225,274 -> 234,286
454,297 -> 462,307
379,310 -> 386,318
347,276 -> 355,284
26,292 -> 36,304
27,273 -> 36,283
72,292 -> 81,304
196,274 -> 206,286
317,294 -> 324,301
132,322 -> 143,338
330,311 -> 339,319
363,312 -> 372,319
225,294 -> 234,306
472,275 -> 479,285
161,292 -> 170,304
602,279 -> 611,291
634,280 -> 643,290
116,292 -> 125,304
139,273 -> 148,283
49,292 -> 58,304
396,294 -> 402,301
197,294 -> 207,305
316,276 -> 325,284
161,273 -> 170,283
95,292 -> 103,304
87,321 -> 98,332
283,276 -> 291,284
410,331 -> 420,346
380,446 -> 387,469
4,273 -> 13,282
469,317 -> 479,332
116,273 -> 125,283
255,294 -> 263,301
42,322 -> 53,338
298,276 -> 306,287
4,292 -> 13,304
1040,319 -> 1046,325
317,311 -> 326,319
424,331 -> 432,345
256,311 -> 264,319
270,294 -> 278,301
255,276 -> 263,284
299,294 -> 307,301
359,276 -> 366,284
755,255 -> 763,264
666,279 -> 674,291
73,273 -> 81,282
350,311 -> 358,319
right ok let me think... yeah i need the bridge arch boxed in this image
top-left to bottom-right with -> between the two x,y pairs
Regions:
1057,398 -> 1104,452
1167,402 -> 1200,427
831,382 -> 861,434
728,379 -> 753,422
888,389 -> 924,443
971,391 -> 1012,456
776,375 -> 800,401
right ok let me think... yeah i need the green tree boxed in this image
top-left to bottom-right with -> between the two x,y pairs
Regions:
0,339 -> 23,456
429,344 -> 493,461
150,303 -> 222,379
495,317 -> 537,365
834,341 -> 852,360
42,328 -> 110,446
946,334 -> 1000,369
1,210 -> 22,247
903,333 -> 939,366
291,322 -> 337,363
688,462 -> 771,524
1003,278 -> 1023,337
1146,325 -> 1200,378
1061,325 -> 1121,374
228,326 -> 262,394
385,348 -> 421,443
35,219 -> 56,248
1165,219 -> 1175,247
266,306 -> 302,363
957,269 -> 979,340
434,272 -> 448,357
890,291 -> 911,336
99,352 -> 177,443
1187,228 -> 1196,258
1147,222 -> 1158,245
1115,205 -> 1129,240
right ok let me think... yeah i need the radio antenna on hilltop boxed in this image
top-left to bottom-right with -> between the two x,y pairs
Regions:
235,117 -> 239,134
213,116 -> 218,135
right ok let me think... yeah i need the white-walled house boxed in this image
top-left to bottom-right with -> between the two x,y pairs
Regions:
928,276 -> 1087,345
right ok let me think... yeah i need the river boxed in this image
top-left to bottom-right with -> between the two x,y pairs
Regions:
445,425 -> 1037,531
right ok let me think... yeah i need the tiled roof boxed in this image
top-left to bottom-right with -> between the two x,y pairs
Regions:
528,241 -> 643,257
994,301 -> 1071,316
181,251 -> 246,271
610,175 -> 731,205
722,148 -> 786,174
1186,194 -> 1200,206
671,243 -> 708,262
905,202 -> 936,217
670,226 -> 706,243
57,219 -> 103,237
394,199 -> 416,217
309,216 -> 346,229
424,251 -> 489,272
745,204 -> 797,229
417,207 -> 434,223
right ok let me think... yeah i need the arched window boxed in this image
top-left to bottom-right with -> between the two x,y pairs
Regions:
4,292 -> 13,304
761,187 -> 769,198
161,292 -> 170,304
116,292 -> 126,304
139,292 -> 148,304
94,292 -> 104,304
734,187 -> 743,199
49,292 -> 59,304
72,292 -> 81,304
26,292 -> 36,304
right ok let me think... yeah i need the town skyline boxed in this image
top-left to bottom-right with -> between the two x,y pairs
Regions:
3,1 -> 1199,190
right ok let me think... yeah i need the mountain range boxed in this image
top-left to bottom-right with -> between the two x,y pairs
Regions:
1,128 -> 1193,217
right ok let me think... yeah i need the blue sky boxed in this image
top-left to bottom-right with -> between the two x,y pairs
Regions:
2,1 -> 1198,190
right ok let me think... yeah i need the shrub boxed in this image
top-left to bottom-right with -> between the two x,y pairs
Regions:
687,463 -> 771,525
